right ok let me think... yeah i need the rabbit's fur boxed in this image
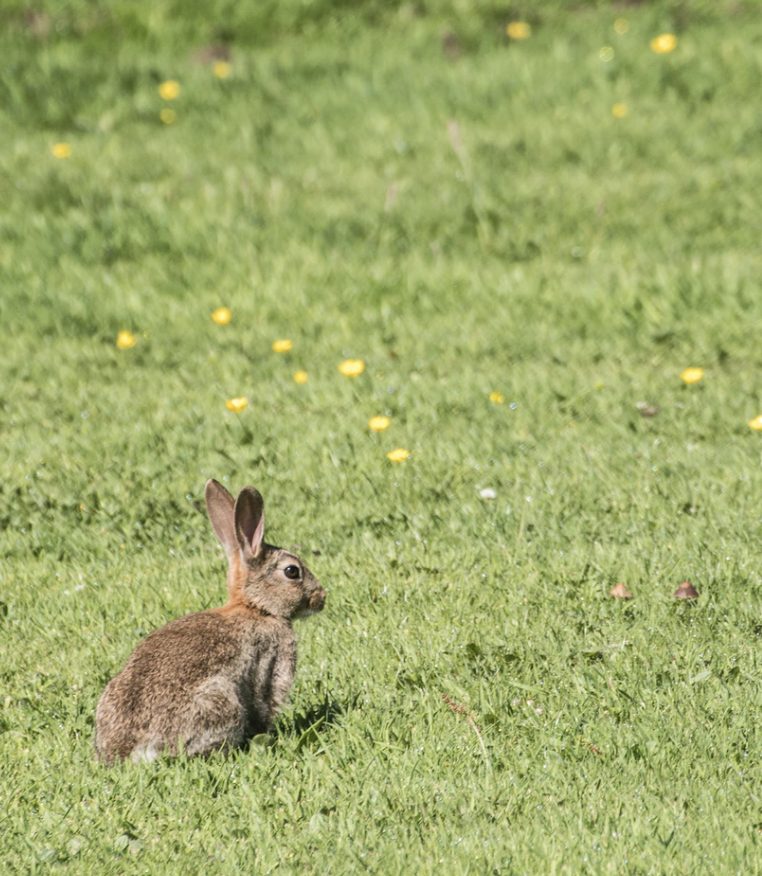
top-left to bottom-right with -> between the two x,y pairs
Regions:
94,480 -> 325,764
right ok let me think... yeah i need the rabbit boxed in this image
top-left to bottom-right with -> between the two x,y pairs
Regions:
94,479 -> 326,764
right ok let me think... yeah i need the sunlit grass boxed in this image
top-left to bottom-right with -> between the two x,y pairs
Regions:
3,1 -> 762,873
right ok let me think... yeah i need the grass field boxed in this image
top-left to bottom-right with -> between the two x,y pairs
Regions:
3,0 -> 762,872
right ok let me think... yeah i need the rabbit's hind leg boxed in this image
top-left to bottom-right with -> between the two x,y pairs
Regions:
182,677 -> 246,758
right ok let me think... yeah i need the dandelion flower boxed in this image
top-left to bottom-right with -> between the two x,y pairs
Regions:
211,307 -> 231,325
489,391 -> 504,404
506,22 -> 531,40
339,359 -> 365,377
160,108 -> 176,125
159,80 -> 180,100
612,103 -> 627,118
369,416 -> 391,432
614,18 -> 629,34
272,339 -> 293,353
599,46 -> 615,62
680,367 -> 703,385
387,448 -> 409,462
650,33 -> 677,54
213,61 -> 231,79
293,370 -> 308,384
116,331 -> 136,350
52,142 -> 71,159
749,416 -> 762,431
226,397 -> 248,413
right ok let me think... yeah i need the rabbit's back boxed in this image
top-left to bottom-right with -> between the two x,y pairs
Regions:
95,610 -> 290,763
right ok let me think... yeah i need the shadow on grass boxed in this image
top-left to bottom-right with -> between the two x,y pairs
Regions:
275,692 -> 360,752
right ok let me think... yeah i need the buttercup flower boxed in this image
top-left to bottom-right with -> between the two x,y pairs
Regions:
211,307 -> 231,325
293,371 -> 308,384
159,80 -> 180,100
489,391 -> 504,404
650,33 -> 677,54
339,359 -> 365,377
599,46 -> 615,62
749,416 -> 762,431
213,61 -> 231,79
116,331 -> 136,350
160,108 -> 176,125
52,142 -> 71,159
272,339 -> 293,353
614,18 -> 629,34
387,448 -> 409,462
226,397 -> 248,413
680,367 -> 703,385
506,22 -> 531,40
612,103 -> 627,118
369,416 -> 391,432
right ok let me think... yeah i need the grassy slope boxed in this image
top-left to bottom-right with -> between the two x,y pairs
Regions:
3,1 -> 762,872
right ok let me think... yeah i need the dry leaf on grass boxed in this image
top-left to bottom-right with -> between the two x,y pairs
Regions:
674,581 -> 699,599
192,44 -> 231,65
636,401 -> 659,417
609,582 -> 633,599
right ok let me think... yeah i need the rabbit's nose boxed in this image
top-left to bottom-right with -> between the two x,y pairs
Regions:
309,588 -> 326,612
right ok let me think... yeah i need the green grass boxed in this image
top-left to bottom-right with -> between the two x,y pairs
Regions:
3,0 -> 762,872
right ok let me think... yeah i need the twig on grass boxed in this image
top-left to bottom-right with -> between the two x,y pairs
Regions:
441,694 -> 492,783
446,120 -> 490,252
579,735 -> 605,756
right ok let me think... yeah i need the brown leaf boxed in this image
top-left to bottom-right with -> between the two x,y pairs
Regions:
636,401 -> 660,417
192,44 -> 231,65
674,581 -> 699,599
23,11 -> 50,39
442,31 -> 462,60
609,582 -> 633,600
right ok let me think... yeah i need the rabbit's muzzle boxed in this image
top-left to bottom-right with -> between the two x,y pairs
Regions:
308,587 -> 326,613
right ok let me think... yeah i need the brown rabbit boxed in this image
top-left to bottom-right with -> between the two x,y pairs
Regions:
94,480 -> 325,764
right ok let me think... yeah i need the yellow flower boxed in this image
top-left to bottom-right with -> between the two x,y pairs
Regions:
225,397 -> 248,413
272,339 -> 293,353
338,359 -> 365,377
159,108 -> 176,125
614,18 -> 629,34
680,367 -> 703,384
387,448 -> 409,462
749,416 -> 762,431
211,307 -> 231,325
52,142 -> 71,159
612,103 -> 627,118
116,331 -> 136,350
506,21 -> 531,40
159,80 -> 180,100
293,370 -> 308,384
213,61 -> 231,79
650,33 -> 677,54
489,391 -> 504,404
599,46 -> 615,62
369,416 -> 391,432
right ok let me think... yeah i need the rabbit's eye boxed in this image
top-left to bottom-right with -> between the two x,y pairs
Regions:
284,565 -> 301,580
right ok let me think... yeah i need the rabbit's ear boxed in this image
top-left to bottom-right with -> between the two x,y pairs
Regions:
205,479 -> 237,561
235,487 -> 265,560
